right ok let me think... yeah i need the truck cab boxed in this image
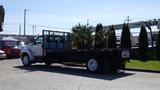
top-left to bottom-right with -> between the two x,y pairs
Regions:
20,36 -> 43,66
20,31 -> 71,66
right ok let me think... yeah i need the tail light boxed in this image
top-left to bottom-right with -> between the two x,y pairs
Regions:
2,47 -> 11,55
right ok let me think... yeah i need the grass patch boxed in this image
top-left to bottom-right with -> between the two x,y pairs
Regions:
126,60 -> 160,71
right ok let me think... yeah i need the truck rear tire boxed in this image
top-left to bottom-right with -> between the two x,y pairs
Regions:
86,58 -> 102,73
21,54 -> 31,67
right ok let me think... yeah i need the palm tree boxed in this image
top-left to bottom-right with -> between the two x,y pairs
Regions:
72,23 -> 93,49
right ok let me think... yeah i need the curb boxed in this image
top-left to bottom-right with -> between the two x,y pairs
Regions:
125,68 -> 160,73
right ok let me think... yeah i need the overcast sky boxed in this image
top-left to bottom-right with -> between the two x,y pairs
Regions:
0,0 -> 160,35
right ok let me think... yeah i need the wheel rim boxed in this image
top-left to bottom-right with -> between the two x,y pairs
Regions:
87,59 -> 98,71
22,56 -> 29,65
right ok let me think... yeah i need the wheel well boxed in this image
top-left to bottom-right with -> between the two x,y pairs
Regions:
21,53 -> 29,59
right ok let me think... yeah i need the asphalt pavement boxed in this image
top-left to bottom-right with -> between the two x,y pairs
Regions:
0,58 -> 160,90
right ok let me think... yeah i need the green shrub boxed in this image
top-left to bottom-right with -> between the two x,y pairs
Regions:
156,29 -> 160,60
107,25 -> 117,48
95,23 -> 106,48
139,25 -> 148,59
120,23 -> 131,49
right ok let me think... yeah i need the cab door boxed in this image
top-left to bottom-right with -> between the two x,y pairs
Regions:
30,36 -> 43,56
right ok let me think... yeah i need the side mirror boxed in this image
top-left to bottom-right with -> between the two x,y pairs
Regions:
32,41 -> 36,45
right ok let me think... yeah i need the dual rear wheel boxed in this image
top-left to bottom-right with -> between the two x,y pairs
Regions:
86,57 -> 111,73
86,58 -> 103,73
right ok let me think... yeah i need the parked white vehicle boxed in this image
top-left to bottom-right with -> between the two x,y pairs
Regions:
0,50 -> 6,59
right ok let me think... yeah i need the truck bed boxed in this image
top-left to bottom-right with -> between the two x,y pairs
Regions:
44,48 -> 122,71
42,30 -> 124,73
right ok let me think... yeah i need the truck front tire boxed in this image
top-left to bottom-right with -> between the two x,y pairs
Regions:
21,54 -> 31,67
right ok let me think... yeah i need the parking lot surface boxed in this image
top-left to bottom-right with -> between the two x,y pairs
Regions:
0,58 -> 160,90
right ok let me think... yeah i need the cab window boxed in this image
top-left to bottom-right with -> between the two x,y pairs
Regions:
34,36 -> 42,44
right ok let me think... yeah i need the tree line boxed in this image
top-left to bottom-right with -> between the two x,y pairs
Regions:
71,23 -> 160,60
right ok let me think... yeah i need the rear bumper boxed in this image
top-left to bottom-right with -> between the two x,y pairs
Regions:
6,53 -> 20,58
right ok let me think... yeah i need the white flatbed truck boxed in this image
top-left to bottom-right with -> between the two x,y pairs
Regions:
20,30 -> 126,73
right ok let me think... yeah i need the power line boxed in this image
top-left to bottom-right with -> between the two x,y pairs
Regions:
3,23 -> 71,30
4,23 -> 22,25
26,23 -> 71,30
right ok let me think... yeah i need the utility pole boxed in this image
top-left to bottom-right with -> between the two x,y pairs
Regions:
34,26 -> 36,35
87,18 -> 89,26
24,9 -> 27,36
19,24 -> 21,35
32,25 -> 36,35
32,26 -> 34,35
125,16 -> 132,24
